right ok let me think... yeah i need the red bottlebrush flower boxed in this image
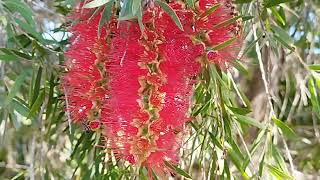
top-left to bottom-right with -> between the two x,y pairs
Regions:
63,13 -> 104,123
62,0 -> 241,177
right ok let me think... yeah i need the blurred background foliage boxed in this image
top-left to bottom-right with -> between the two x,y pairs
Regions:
0,0 -> 319,179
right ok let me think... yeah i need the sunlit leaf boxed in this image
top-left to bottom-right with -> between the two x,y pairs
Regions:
84,0 -> 111,8
309,64 -> 320,71
272,117 -> 298,140
266,164 -> 293,180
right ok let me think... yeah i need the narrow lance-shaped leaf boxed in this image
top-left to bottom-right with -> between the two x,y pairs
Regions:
12,98 -> 29,117
271,24 -> 294,51
199,4 -> 221,19
31,66 -> 42,106
266,164 -> 293,180
235,114 -> 265,129
258,154 -> 265,178
27,90 -> 45,119
118,0 -> 135,20
164,161 -> 192,179
271,144 -> 288,171
230,60 -> 249,76
132,0 -> 140,16
272,117 -> 298,140
155,0 -> 184,31
271,7 -> 285,26
98,1 -> 114,37
4,70 -> 30,106
210,37 -> 237,51
234,0 -> 253,3
14,18 -> 46,44
213,16 -> 242,30
4,0 -> 36,28
227,106 -> 251,115
186,0 -> 195,9
308,78 -> 320,118
264,0 -> 292,8
308,64 -> 320,71
84,0 -> 111,8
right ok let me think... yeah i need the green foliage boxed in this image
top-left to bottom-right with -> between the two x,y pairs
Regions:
0,0 -> 320,179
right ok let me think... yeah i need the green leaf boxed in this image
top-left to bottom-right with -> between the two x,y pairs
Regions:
88,6 -> 104,22
14,18 -> 45,44
186,0 -> 195,9
12,98 -> 29,117
0,48 -> 18,61
27,90 -> 45,119
271,25 -> 294,51
271,7 -> 285,26
45,74 -> 55,119
213,16 -> 242,30
223,161 -> 231,179
309,78 -> 320,119
258,154 -> 265,177
240,35 -> 262,58
208,131 -> 223,149
210,37 -> 237,51
98,1 -> 114,37
132,0 -> 140,16
234,0 -> 253,3
4,0 -> 35,28
271,144 -> 287,171
273,35 -> 294,51
270,25 -> 291,41
118,0 -> 134,21
135,0 -> 144,32
235,114 -> 264,129
272,117 -> 298,140
227,106 -> 251,115
308,64 -> 320,71
229,138 -> 244,161
0,48 -> 32,61
243,128 -> 267,168
228,148 -> 250,179
242,16 -> 254,21
192,100 -> 211,116
199,4 -> 221,19
31,66 -> 42,106
4,70 -> 30,106
230,60 -> 249,75
264,0 -> 292,8
84,0 -> 111,8
266,164 -> 293,180
155,0 -> 184,31
164,161 -> 192,179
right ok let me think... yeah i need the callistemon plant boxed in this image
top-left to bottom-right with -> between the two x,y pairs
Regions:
62,0 -> 241,177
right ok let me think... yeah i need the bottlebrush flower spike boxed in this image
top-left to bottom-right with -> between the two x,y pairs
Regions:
63,7 -> 109,126
62,0 -> 242,177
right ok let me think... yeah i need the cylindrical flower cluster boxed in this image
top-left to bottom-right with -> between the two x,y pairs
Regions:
63,0 -> 241,176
